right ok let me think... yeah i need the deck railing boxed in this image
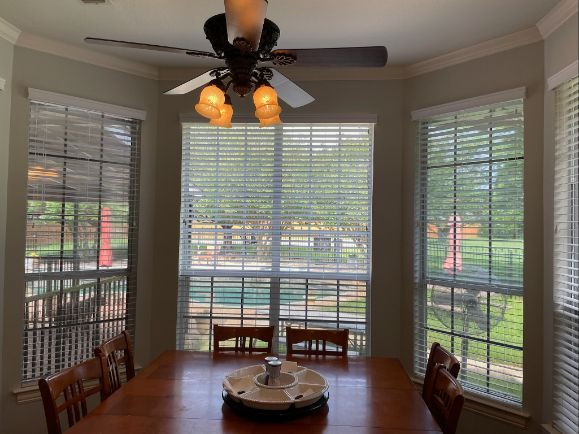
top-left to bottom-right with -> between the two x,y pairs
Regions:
22,273 -> 129,382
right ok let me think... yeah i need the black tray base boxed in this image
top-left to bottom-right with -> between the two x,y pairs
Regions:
222,391 -> 329,421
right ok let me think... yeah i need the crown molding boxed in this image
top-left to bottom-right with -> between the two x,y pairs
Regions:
0,16 -> 21,44
16,32 -> 159,80
2,2 -> 575,83
406,26 -> 542,78
537,0 -> 578,39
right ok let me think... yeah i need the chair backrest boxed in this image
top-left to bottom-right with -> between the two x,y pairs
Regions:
286,326 -> 348,356
213,325 -> 274,354
94,330 -> 135,396
428,364 -> 465,434
39,357 -> 107,434
423,342 -> 460,401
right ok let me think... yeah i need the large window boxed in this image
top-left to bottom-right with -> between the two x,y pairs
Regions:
553,76 -> 579,434
413,94 -> 525,404
23,91 -> 142,383
178,122 -> 373,354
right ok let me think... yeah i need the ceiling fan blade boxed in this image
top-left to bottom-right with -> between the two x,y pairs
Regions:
164,70 -> 219,95
84,37 -> 220,59
272,46 -> 388,68
270,69 -> 315,108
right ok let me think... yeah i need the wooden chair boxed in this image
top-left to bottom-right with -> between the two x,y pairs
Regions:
94,330 -> 135,396
213,324 -> 274,354
422,342 -> 460,402
428,364 -> 465,434
39,357 -> 108,434
286,326 -> 349,356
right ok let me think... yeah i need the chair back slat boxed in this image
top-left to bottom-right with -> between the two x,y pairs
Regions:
39,357 -> 107,434
422,342 -> 460,402
428,365 -> 465,434
213,325 -> 274,354
94,330 -> 135,397
286,327 -> 348,357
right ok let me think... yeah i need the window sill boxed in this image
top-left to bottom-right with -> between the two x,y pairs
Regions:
541,424 -> 563,434
12,365 -> 141,405
411,376 -> 530,429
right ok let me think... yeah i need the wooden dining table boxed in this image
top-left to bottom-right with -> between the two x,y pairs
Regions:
68,350 -> 442,434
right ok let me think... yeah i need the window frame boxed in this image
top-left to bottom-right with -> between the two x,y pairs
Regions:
413,92 -> 526,405
552,75 -> 579,434
177,122 -> 374,354
22,90 -> 143,384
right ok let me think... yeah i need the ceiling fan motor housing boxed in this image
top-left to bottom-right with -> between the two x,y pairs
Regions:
204,13 -> 284,98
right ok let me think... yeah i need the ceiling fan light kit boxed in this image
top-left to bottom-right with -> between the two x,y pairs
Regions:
194,82 -> 226,119
259,114 -> 282,127
253,82 -> 282,120
209,94 -> 234,128
85,0 -> 387,128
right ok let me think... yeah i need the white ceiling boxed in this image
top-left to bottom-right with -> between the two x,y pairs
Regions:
0,0 -> 560,68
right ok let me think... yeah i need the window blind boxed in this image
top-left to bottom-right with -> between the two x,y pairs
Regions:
178,123 -> 372,354
23,98 -> 141,383
553,76 -> 579,434
414,97 -> 525,404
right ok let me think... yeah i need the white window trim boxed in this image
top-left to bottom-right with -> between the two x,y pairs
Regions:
411,87 -> 526,120
547,60 -> 579,91
28,88 -> 147,120
179,113 -> 378,124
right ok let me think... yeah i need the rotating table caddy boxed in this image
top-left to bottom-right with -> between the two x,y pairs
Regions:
222,356 -> 329,418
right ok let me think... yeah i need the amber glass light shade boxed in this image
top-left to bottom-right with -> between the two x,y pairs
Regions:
195,84 -> 225,119
253,83 -> 282,120
259,115 -> 282,127
209,95 -> 234,128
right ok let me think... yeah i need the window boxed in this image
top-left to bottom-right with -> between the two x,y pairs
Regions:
23,90 -> 142,383
413,93 -> 525,404
178,122 -> 373,354
553,76 -> 579,434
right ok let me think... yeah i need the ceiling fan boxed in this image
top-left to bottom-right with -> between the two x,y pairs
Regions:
85,0 -> 388,127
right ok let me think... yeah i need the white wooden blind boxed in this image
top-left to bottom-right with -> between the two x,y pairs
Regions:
553,76 -> 579,434
414,97 -> 525,404
23,98 -> 141,383
178,123 -> 373,354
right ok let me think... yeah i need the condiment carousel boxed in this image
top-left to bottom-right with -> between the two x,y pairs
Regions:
222,358 -> 329,419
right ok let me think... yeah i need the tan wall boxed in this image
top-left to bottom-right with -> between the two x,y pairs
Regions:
542,12 -> 578,426
151,77 -> 405,359
0,29 -> 568,434
0,46 -> 159,434
0,36 -> 14,434
401,42 -> 545,434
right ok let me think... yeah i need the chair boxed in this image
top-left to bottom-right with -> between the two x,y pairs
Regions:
428,364 -> 465,434
422,342 -> 460,402
94,330 -> 135,396
286,326 -> 348,356
213,324 -> 274,354
39,357 -> 108,434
